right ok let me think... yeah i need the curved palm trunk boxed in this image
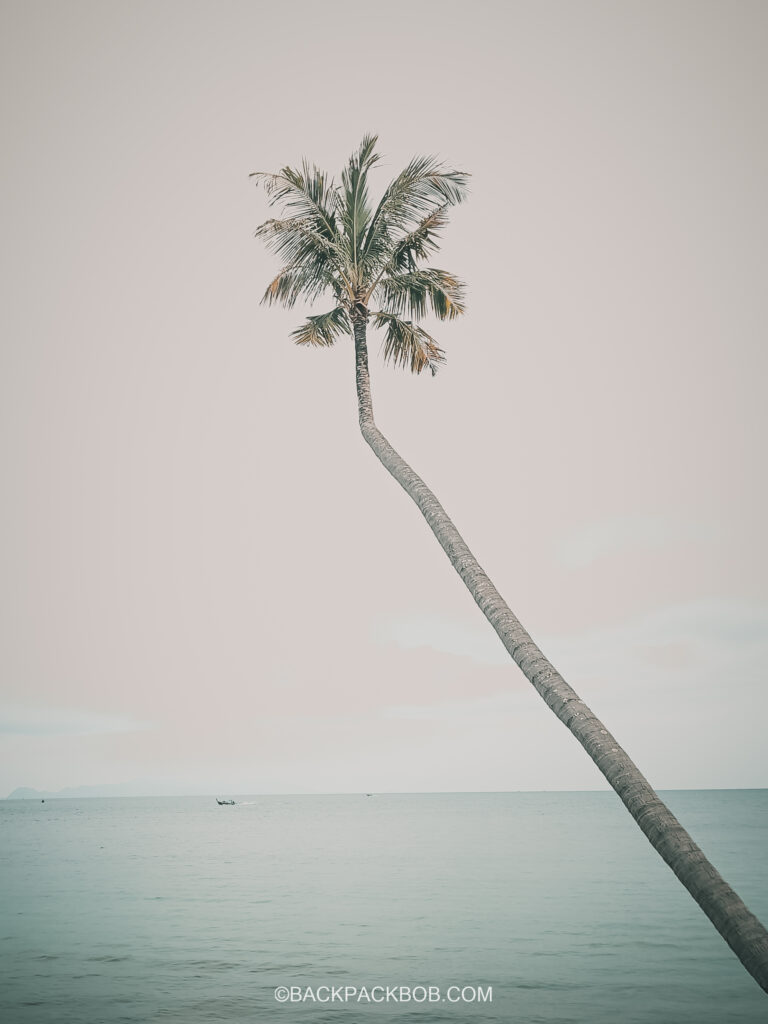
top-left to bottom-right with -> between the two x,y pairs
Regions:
352,319 -> 768,993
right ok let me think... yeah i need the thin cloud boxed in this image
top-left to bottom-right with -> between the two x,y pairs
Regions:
0,706 -> 155,737
373,612 -> 508,666
374,599 -> 768,710
384,691 -> 531,722
556,514 -> 725,569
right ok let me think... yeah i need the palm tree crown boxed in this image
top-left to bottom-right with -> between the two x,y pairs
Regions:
251,135 -> 469,375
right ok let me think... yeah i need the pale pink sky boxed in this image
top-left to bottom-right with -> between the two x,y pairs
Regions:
1,0 -> 767,795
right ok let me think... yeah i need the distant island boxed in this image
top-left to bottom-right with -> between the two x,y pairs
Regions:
6,782 -> 191,799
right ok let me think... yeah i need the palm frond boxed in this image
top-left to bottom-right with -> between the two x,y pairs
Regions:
339,135 -> 380,275
387,205 -> 450,272
371,311 -> 446,376
251,162 -> 348,263
254,216 -> 351,298
262,262 -> 338,309
251,164 -> 337,225
361,155 -> 470,271
291,307 -> 351,348
255,215 -> 338,262
375,268 -> 465,321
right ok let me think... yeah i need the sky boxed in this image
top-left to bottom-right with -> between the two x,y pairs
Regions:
1,0 -> 766,796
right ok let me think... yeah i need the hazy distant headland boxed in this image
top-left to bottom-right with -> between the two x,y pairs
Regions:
6,782 -> 192,799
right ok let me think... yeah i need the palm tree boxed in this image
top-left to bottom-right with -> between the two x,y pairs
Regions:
252,135 -> 768,993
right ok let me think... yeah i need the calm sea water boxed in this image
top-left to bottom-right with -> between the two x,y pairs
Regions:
1,791 -> 766,1023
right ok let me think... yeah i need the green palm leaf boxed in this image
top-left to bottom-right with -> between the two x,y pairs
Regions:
375,268 -> 465,321
255,216 -> 344,271
251,163 -> 340,238
387,205 -> 450,272
371,311 -> 446,376
361,155 -> 470,269
339,134 -> 380,278
291,307 -> 351,347
262,262 -> 337,308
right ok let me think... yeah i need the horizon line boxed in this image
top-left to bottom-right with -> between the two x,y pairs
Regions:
6,785 -> 768,800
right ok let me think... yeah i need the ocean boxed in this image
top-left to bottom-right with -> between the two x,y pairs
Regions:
1,791 -> 766,1022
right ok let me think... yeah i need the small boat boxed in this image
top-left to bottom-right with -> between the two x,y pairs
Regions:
216,798 -> 235,806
